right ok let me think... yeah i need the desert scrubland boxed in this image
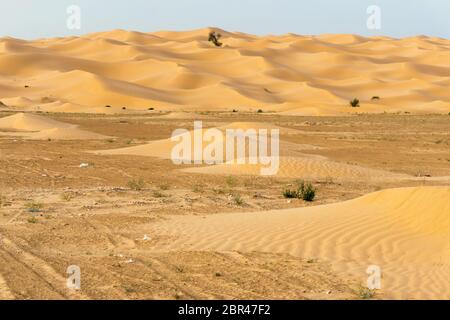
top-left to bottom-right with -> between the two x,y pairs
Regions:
0,28 -> 449,299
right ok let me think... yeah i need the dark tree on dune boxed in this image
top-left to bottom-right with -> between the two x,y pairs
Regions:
208,31 -> 223,47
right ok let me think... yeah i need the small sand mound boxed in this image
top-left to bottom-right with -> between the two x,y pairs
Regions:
0,113 -> 110,140
152,186 -> 450,299
0,112 -> 74,131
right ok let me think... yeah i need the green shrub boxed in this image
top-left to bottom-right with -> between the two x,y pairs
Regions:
358,286 -> 376,299
127,178 -> 146,191
232,193 -> 244,206
226,176 -> 237,187
350,98 -> 360,107
26,202 -> 44,213
283,181 -> 316,201
299,181 -> 316,202
208,31 -> 223,47
27,217 -> 38,224
282,188 -> 298,199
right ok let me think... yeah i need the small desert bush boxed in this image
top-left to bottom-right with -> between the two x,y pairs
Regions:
298,181 -> 316,202
226,176 -> 237,187
232,193 -> 244,206
371,96 -> 380,101
192,184 -> 203,193
350,98 -> 360,107
26,202 -> 44,213
257,109 -> 263,113
152,190 -> 166,198
357,286 -> 376,300
127,178 -> 146,191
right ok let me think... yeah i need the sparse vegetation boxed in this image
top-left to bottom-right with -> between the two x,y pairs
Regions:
282,188 -> 298,199
148,107 -> 154,111
371,96 -> 380,101
208,31 -> 223,47
105,105 -> 111,108
192,184 -> 203,193
226,176 -> 237,187
350,98 -> 360,107
0,194 -> 6,207
152,190 -> 165,198
299,181 -> 316,202
60,193 -> 73,202
127,178 -> 146,191
25,202 -> 44,213
27,217 -> 38,224
357,286 -> 376,299
232,193 -> 244,206
257,109 -> 263,113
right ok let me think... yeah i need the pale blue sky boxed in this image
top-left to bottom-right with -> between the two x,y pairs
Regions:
1,0 -> 449,39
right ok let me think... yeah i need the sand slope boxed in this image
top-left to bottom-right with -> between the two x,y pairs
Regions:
0,113 -> 109,140
1,28 -> 449,114
152,187 -> 450,299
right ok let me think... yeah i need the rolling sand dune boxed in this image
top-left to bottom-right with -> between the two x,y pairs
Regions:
96,121 -> 408,181
183,156 -> 409,181
0,28 -> 449,114
0,113 -> 109,140
152,187 -> 450,299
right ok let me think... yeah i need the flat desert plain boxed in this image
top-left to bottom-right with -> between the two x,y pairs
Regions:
0,29 -> 449,300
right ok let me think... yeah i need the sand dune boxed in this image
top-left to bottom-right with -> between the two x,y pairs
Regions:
95,121 -> 305,158
0,113 -> 109,140
0,28 -> 449,114
152,186 -> 450,299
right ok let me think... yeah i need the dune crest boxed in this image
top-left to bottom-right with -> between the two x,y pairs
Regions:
0,29 -> 449,114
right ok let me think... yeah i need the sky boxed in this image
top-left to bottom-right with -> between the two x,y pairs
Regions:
1,0 -> 449,40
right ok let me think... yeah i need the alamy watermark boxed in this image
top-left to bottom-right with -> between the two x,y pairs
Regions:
170,121 -> 280,176
367,5 -> 382,30
66,265 -> 81,290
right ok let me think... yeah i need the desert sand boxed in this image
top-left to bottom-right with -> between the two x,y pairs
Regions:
0,28 -> 449,115
0,29 -> 449,300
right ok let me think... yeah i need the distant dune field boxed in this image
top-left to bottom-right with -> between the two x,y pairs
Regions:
0,28 -> 449,115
